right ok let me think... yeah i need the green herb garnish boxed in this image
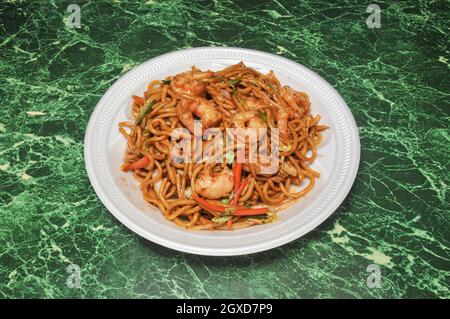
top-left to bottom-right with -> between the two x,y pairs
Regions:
212,216 -> 233,223
221,198 -> 230,205
226,78 -> 241,95
228,78 -> 241,87
217,76 -> 241,94
162,79 -> 171,85
136,99 -> 155,125
267,83 -> 276,92
223,207 -> 237,215
258,111 -> 267,123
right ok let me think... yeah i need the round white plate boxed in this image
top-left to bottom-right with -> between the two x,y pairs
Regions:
84,47 -> 360,256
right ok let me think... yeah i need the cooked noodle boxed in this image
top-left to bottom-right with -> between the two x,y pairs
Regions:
119,62 -> 328,230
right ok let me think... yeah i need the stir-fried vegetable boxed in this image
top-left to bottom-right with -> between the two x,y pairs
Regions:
217,76 -> 241,95
192,193 -> 269,216
228,78 -> 241,95
123,156 -> 150,172
136,99 -> 155,125
228,78 -> 241,87
267,83 -> 276,92
192,193 -> 229,212
258,111 -> 267,124
233,163 -> 243,193
212,216 -> 232,224
230,176 -> 250,205
230,207 -> 269,216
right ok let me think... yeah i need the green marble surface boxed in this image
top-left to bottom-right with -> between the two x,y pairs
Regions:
0,0 -> 449,299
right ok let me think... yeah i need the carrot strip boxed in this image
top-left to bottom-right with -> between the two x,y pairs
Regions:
123,156 -> 150,172
192,193 -> 227,212
230,176 -> 249,205
192,193 -> 269,216
227,219 -> 233,229
232,207 -> 269,216
233,163 -> 243,193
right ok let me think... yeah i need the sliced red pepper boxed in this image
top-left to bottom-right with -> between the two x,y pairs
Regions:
192,193 -> 227,212
192,193 -> 269,216
123,156 -> 150,172
230,176 -> 250,205
233,163 -> 243,193
192,194 -> 248,212
232,207 -> 269,216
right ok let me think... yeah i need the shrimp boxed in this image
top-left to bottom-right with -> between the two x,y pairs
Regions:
195,166 -> 234,199
177,96 -> 222,134
170,70 -> 214,96
232,111 -> 266,129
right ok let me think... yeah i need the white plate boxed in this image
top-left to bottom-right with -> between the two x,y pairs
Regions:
84,47 -> 360,256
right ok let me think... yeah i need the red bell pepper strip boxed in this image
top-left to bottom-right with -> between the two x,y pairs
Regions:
192,193 -> 227,212
231,207 -> 269,216
233,163 -> 243,193
230,176 -> 250,205
192,193 -> 269,216
123,156 -> 150,172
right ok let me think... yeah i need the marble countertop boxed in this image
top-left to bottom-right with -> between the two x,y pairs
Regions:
0,0 -> 448,298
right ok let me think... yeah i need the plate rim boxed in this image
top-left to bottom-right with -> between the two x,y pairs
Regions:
84,46 -> 360,256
